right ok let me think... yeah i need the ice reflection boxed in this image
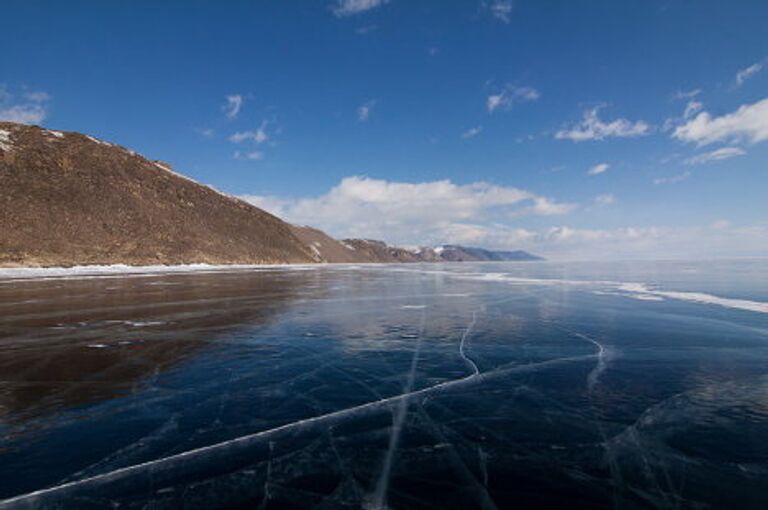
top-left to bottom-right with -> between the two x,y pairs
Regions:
0,271 -> 307,421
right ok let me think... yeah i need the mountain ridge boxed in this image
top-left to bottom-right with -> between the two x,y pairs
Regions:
0,122 -> 543,267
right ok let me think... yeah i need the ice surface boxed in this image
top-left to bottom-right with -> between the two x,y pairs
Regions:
1,261 -> 767,508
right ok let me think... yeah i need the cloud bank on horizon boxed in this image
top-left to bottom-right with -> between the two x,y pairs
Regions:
2,0 -> 767,259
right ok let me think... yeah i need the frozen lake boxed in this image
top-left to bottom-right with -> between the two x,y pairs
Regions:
1,261 -> 767,509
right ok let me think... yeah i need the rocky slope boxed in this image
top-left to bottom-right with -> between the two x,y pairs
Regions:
288,225 -> 371,263
0,122 -> 316,266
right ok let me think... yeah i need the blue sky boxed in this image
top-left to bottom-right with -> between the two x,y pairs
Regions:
2,0 -> 767,259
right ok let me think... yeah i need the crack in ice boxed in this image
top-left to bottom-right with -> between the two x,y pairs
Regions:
0,354 -> 595,507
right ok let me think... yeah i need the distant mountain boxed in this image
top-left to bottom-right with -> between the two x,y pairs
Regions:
339,239 -> 424,263
324,239 -> 543,263
434,245 -> 544,262
0,122 -> 543,267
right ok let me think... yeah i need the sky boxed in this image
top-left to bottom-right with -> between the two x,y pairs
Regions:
2,0 -> 767,260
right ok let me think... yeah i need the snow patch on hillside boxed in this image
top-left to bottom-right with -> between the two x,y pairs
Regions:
85,135 -> 113,146
0,129 -> 14,152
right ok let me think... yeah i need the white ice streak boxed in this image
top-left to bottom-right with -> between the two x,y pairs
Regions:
593,290 -> 665,302
459,310 -> 480,375
370,308 -> 428,509
119,320 -> 166,327
576,332 -> 610,392
434,270 -> 768,315
618,283 -> 768,314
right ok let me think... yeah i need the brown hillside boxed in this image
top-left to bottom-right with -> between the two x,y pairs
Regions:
288,225 -> 373,263
0,122 -> 315,266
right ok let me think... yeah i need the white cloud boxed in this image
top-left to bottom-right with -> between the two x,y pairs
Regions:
239,176 -> 767,259
24,91 -> 51,102
486,84 -> 539,113
240,176 -> 574,246
736,60 -> 764,86
486,94 -> 504,113
234,150 -> 264,161
486,1 -> 513,23
662,98 -> 704,132
461,126 -> 482,139
588,163 -> 609,175
332,0 -> 388,17
653,170 -> 691,185
354,25 -> 377,34
556,106 -> 650,142
683,100 -> 703,119
594,194 -> 616,206
0,104 -> 47,124
223,94 -> 243,120
357,100 -> 377,121
674,89 -> 701,100
0,86 -> 50,125
522,197 -> 576,216
229,121 -> 269,143
673,97 -> 768,146
684,147 -> 746,165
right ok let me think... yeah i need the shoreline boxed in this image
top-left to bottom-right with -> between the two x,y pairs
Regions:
0,262 -> 374,281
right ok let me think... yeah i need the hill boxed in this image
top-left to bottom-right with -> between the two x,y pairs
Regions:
0,122 -> 316,266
